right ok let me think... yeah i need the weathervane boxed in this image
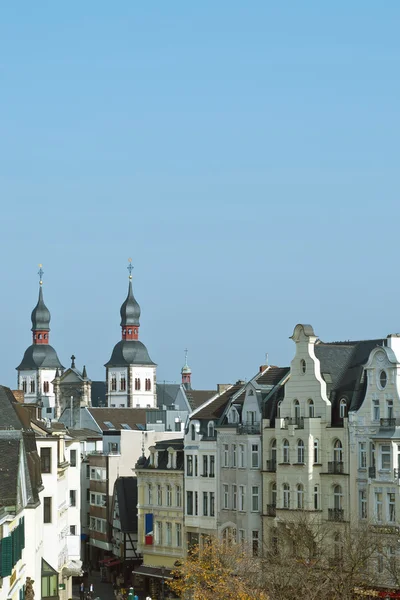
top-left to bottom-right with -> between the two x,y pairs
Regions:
127,258 -> 134,280
38,264 -> 44,286
185,348 -> 188,365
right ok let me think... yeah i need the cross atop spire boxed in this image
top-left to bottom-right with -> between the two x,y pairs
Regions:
71,355 -> 76,368
38,264 -> 44,286
127,258 -> 134,280
184,348 -> 188,366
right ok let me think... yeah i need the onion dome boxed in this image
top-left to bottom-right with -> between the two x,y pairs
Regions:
120,280 -> 141,327
31,287 -> 50,331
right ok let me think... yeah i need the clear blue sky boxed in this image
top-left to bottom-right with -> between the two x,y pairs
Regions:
1,2 -> 399,390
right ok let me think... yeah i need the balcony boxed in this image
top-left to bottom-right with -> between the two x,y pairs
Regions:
328,508 -> 344,522
265,460 -> 277,473
369,468 -> 400,483
380,418 -> 400,428
237,422 -> 261,435
281,417 -> 304,430
327,461 -> 345,474
266,504 -> 276,517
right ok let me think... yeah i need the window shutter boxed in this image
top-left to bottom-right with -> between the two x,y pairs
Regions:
1,537 -> 13,577
20,518 -> 25,551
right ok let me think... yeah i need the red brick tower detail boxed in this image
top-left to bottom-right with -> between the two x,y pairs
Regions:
120,259 -> 141,340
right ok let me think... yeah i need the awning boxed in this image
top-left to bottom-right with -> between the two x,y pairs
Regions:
62,560 -> 83,577
133,566 -> 172,580
105,559 -> 121,567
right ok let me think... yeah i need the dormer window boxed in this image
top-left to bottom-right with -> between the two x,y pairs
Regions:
379,370 -> 387,390
208,422 -> 215,438
339,399 -> 347,419
300,359 -> 306,374
191,424 -> 196,441
249,389 -> 254,396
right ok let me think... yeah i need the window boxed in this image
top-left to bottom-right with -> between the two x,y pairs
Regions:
252,486 -> 259,512
147,484 -> 152,505
297,484 -> 304,509
43,381 -> 49,394
379,370 -> 387,389
333,485 -> 343,510
232,484 -> 237,510
41,560 -> 58,598
371,442 -> 376,468
40,448 -> 51,473
69,490 -> 76,507
300,359 -> 306,374
223,485 -> 229,509
43,497 -> 52,523
187,455 -> 193,476
223,444 -> 229,467
30,379 -> 35,393
283,439 -> 290,463
70,525 -> 76,535
86,489 -> 90,502
90,493 -> 95,505
239,529 -> 245,544
203,492 -> 208,516
210,455 -> 215,477
195,456 -> 198,477
252,530 -> 259,557
108,442 -> 119,454
359,442 -> 367,469
203,455 -> 208,476
157,485 -> 163,506
251,444 -> 259,468
70,450 -> 77,467
314,485 -> 319,510
388,492 -> 396,522
176,485 -> 182,507
283,484 -> 290,509
387,399 -> 394,419
308,399 -> 314,418
277,400 -> 282,418
381,444 -> 391,470
271,439 -> 277,465
339,399 -> 347,419
187,491 -> 193,515
297,440 -> 305,463
210,492 -> 215,517
111,375 -> 117,391
166,522 -> 172,546
333,439 -> 343,463
359,490 -> 367,520
239,486 -> 245,511
191,424 -> 196,441
195,491 -> 198,515
145,378 -> 151,391
239,444 -> 245,468
208,421 -> 215,437
232,444 -> 237,467
120,376 -> 126,391
314,439 -> 319,464
156,522 -> 163,545
372,398 -> 380,421
166,485 -> 172,507
375,492 -> 383,521
271,483 -> 277,506
294,399 -> 300,420
176,523 -> 182,547
135,378 -> 141,391
22,378 -> 27,392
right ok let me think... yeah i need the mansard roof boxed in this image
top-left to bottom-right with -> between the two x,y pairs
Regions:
191,382 -> 245,421
87,407 -> 158,431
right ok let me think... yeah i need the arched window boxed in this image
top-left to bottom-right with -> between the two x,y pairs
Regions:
208,422 -> 215,437
300,359 -> 306,374
43,381 -> 49,394
30,379 -> 35,393
308,399 -> 314,418
111,375 -> 117,391
297,440 -> 305,464
283,483 -> 290,509
313,484 -> 319,510
271,439 -> 277,465
22,378 -> 27,393
271,482 -> 277,506
283,439 -> 290,463
135,378 -> 141,391
294,399 -> 300,420
313,439 -> 319,464
333,485 -> 343,510
277,401 -> 282,418
191,424 -> 196,441
297,484 -> 304,509
334,439 -> 343,464
38,333 -> 42,340
339,399 -> 347,419
120,376 -> 126,391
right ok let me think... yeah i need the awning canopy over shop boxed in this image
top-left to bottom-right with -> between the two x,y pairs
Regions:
133,566 -> 172,581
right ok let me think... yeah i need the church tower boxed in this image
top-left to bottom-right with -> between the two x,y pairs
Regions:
104,260 -> 157,408
16,265 -> 64,418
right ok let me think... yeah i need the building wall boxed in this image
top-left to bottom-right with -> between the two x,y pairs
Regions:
106,365 -> 157,408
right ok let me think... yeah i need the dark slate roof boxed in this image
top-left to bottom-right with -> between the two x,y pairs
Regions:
0,436 -> 20,507
91,381 -> 107,407
16,344 -> 64,370
156,383 -> 181,407
31,286 -> 50,331
120,280 -> 141,327
66,428 -> 102,440
104,340 -> 155,367
185,389 -> 217,410
87,407 -> 157,430
136,438 -> 184,470
0,386 -> 27,429
115,477 -> 138,533
192,383 -> 245,421
256,366 -> 290,386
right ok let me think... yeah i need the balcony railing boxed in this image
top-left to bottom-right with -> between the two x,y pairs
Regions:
237,422 -> 261,435
266,460 -> 277,472
328,508 -> 344,522
327,461 -> 345,474
266,504 -> 276,517
281,417 -> 304,430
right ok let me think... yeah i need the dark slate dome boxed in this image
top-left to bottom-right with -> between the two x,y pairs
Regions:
120,280 -> 141,327
16,344 -> 64,370
31,287 -> 50,331
104,340 -> 156,367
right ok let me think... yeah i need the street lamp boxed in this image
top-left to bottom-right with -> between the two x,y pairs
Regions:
161,567 -> 165,600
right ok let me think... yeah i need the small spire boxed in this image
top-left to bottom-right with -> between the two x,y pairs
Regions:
127,257 -> 134,280
71,355 -> 76,369
38,263 -> 44,286
82,365 -> 87,378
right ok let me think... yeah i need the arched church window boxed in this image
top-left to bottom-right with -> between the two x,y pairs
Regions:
30,379 -> 35,393
111,375 -> 117,391
22,379 -> 27,393
120,376 -> 126,392
43,381 -> 49,394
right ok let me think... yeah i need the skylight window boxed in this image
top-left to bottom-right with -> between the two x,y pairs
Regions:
121,423 -> 132,430
104,421 -> 115,429
136,424 -> 145,431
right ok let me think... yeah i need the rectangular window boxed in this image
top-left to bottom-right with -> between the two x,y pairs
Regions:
314,486 -> 319,510
43,497 -> 52,523
69,490 -> 76,507
381,445 -> 391,470
252,486 -> 259,512
91,493 -> 96,505
187,491 -> 193,515
388,492 -> 396,523
195,491 -> 198,516
239,529 -> 245,544
70,450 -> 77,467
373,398 -> 380,421
210,492 -> 215,517
86,489 -> 90,502
166,485 -> 172,507
359,490 -> 367,520
176,523 -> 182,547
239,486 -> 245,511
203,455 -> 208,477
86,464 -> 90,478
203,492 -> 208,516
195,456 -> 198,477
232,444 -> 237,467
223,444 -> 229,467
156,522 -> 163,545
375,492 -> 383,522
40,448 -> 51,473
187,455 -> 193,476
239,444 -> 245,468
387,399 -> 394,419
223,484 -> 229,509
70,525 -> 76,535
176,485 -> 182,507
251,444 -> 259,468
232,484 -> 237,510
359,442 -> 367,469
90,517 -> 96,530
157,485 -> 163,506
148,484 -> 152,505
166,522 -> 172,546
210,455 -> 215,477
